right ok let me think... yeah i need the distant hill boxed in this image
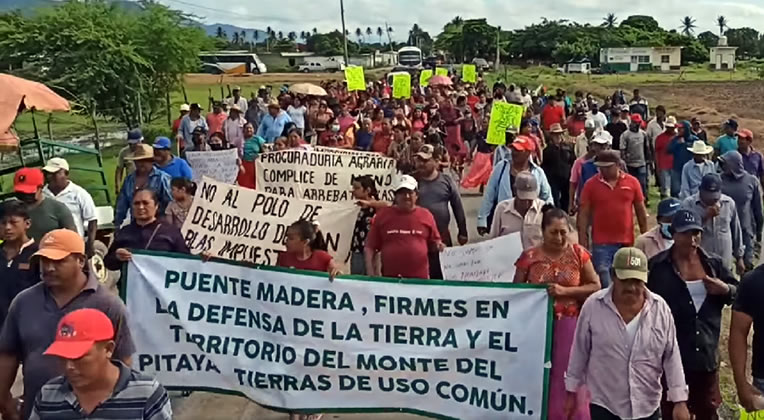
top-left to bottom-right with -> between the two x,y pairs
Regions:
0,0 -> 143,14
202,23 -> 267,42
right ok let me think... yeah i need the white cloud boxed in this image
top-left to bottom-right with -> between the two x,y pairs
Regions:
162,0 -> 764,37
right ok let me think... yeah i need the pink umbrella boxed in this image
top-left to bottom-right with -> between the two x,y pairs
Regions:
0,73 -> 70,135
428,75 -> 453,87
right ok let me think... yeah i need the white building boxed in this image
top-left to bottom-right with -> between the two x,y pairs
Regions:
710,36 -> 737,70
600,47 -> 682,72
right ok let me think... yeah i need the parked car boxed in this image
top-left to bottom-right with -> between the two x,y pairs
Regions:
471,58 -> 491,70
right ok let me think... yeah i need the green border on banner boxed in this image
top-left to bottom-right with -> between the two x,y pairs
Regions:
121,249 -> 555,420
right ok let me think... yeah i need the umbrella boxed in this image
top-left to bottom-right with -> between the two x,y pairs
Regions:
289,83 -> 328,96
428,75 -> 453,87
0,74 -> 70,135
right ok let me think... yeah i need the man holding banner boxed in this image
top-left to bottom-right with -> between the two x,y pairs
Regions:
365,175 -> 444,279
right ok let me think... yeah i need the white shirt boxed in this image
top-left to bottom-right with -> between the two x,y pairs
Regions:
685,280 -> 707,313
287,105 -> 307,129
646,118 -> 665,148
43,181 -> 97,237
521,94 -> 533,109
223,116 -> 247,156
588,112 -> 608,130
226,96 -> 248,114
624,309 -> 643,347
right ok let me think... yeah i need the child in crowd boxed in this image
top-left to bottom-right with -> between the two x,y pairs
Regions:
165,178 -> 195,228
277,219 -> 341,279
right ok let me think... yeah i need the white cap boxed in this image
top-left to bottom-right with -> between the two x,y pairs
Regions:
42,157 -> 69,173
665,116 -> 677,127
584,119 -> 596,129
394,175 -> 418,192
179,104 -> 190,112
591,131 -> 613,145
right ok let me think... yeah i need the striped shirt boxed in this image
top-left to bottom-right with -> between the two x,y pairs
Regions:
29,361 -> 171,420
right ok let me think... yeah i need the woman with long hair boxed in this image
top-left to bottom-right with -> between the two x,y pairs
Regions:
513,206 -> 599,420
165,178 -> 196,228
349,175 -> 379,275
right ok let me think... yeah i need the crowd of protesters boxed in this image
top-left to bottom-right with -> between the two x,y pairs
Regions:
0,65 -> 762,420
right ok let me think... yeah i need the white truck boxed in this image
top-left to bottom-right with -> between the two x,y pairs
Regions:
298,56 -> 346,73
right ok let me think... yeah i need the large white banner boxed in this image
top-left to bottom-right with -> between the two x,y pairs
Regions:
185,148 -> 240,184
256,149 -> 400,203
181,177 -> 359,264
126,252 -> 552,420
440,233 -> 524,282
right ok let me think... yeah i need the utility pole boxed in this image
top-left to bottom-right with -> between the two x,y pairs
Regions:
495,26 -> 501,72
340,0 -> 349,65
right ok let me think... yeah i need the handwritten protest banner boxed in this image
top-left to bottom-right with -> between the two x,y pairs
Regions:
740,408 -> 764,420
345,66 -> 366,91
440,233 -> 523,282
462,64 -> 477,83
185,148 -> 240,184
419,69 -> 433,87
435,67 -> 449,77
486,102 -> 525,145
126,251 -> 552,420
256,149 -> 400,203
392,73 -> 411,99
181,176 -> 358,264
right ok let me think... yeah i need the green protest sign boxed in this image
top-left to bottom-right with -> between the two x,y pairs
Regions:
486,102 -> 525,145
419,69 -> 433,87
462,64 -> 477,83
392,73 -> 411,99
435,67 -> 448,77
124,250 -> 553,420
345,66 -> 365,91
740,407 -> 764,420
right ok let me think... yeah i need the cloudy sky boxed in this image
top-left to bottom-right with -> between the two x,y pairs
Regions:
161,0 -> 764,37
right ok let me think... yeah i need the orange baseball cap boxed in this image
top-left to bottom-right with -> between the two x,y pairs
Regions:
34,229 -> 85,260
739,129 -> 754,140
44,309 -> 114,359
13,168 -> 44,194
512,135 -> 537,152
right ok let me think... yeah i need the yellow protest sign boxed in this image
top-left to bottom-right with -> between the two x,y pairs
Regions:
486,102 -> 525,145
462,64 -> 477,83
739,407 -> 764,420
419,69 -> 433,87
435,67 -> 449,77
345,66 -> 366,91
392,73 -> 411,99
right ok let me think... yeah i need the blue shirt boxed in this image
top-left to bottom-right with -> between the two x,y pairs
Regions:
714,134 -> 738,155
668,136 -> 701,172
256,111 -> 292,142
156,157 -> 193,180
679,160 -> 717,200
477,160 -> 553,228
114,167 -> 172,226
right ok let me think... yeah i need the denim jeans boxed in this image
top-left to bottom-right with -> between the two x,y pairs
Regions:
671,168 -> 682,198
592,244 -> 624,288
350,252 -> 366,275
627,166 -> 648,201
657,169 -> 671,198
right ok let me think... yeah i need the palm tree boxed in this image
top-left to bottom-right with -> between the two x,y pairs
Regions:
376,26 -> 383,44
239,30 -> 246,45
266,26 -> 273,51
312,27 -> 318,35
277,30 -> 284,40
366,26 -> 372,40
215,26 -> 223,38
355,27 -> 363,43
450,16 -> 463,26
680,16 -> 697,36
717,15 -> 728,36
232,32 -> 240,44
602,13 -> 617,28
288,31 -> 297,42
253,30 -> 259,51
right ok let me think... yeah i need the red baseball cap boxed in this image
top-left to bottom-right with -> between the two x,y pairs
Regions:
738,128 -> 754,140
511,135 -> 537,152
630,114 -> 643,124
13,168 -> 44,194
44,309 -> 114,359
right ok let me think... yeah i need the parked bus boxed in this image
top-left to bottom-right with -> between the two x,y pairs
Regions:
198,51 -> 268,74
398,46 -> 423,67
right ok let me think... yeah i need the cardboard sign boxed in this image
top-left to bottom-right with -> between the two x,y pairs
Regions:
419,69 -> 433,87
126,252 -> 552,420
486,102 -> 525,145
462,64 -> 477,83
392,73 -> 411,99
345,66 -> 366,91
181,177 -> 359,264
440,233 -> 523,282
255,149 -> 400,203
185,148 -> 240,185
435,67 -> 449,77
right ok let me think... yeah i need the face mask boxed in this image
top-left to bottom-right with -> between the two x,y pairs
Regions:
209,143 -> 224,151
331,125 -> 340,133
660,223 -> 673,240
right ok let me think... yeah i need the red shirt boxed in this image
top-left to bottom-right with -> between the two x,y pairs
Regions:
372,132 -> 393,155
580,172 -> 644,245
366,206 -> 441,279
206,112 -> 228,136
172,118 -> 183,136
467,95 -> 480,113
654,132 -> 675,171
277,250 -> 332,272
541,104 -> 565,132
566,116 -> 586,137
